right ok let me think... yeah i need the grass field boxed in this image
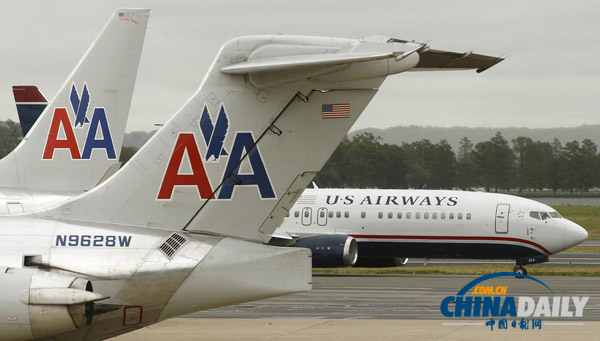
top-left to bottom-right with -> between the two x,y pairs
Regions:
555,205 -> 600,239
314,265 -> 600,277
561,246 -> 600,253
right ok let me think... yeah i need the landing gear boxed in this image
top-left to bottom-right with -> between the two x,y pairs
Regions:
513,255 -> 549,278
513,265 -> 527,277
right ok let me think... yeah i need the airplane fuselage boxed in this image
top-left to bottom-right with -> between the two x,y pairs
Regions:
276,188 -> 588,260
0,217 -> 309,340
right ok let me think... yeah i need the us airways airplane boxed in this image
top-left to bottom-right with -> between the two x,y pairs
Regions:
0,14 -> 502,340
12,86 -> 47,137
273,188 -> 588,274
0,9 -> 147,216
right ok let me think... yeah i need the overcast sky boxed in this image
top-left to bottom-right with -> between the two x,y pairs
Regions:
0,0 -> 598,132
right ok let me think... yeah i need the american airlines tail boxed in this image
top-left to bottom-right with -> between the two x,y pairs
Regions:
37,35 -> 501,243
0,9 -> 148,192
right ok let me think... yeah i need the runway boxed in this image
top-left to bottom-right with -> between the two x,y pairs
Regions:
117,318 -> 600,341
117,274 -> 600,340
189,274 -> 600,321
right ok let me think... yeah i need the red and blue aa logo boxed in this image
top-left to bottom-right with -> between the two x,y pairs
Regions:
157,104 -> 275,201
43,83 -> 116,160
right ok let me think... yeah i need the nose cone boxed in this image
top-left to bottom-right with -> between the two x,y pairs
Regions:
564,220 -> 588,249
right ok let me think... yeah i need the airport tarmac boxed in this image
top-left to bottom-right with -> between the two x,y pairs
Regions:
117,318 -> 600,341
117,274 -> 600,340
189,274 -> 600,320
118,241 -> 600,339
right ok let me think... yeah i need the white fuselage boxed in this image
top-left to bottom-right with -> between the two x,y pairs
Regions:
0,217 -> 310,340
276,188 -> 588,259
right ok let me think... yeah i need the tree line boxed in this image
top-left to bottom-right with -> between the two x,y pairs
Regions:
1,119 -> 598,192
315,132 -> 600,193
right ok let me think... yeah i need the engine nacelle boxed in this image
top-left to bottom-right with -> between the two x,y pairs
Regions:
296,235 -> 358,268
354,257 -> 408,267
0,267 -> 106,340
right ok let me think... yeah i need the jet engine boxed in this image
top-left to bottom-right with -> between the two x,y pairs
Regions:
354,257 -> 409,267
295,235 -> 358,267
0,266 -> 107,340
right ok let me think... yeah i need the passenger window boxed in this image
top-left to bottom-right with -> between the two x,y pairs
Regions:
328,211 -> 334,218
397,212 -> 402,219
530,211 -> 540,220
432,213 -> 437,219
540,212 -> 550,220
441,213 -> 446,219
361,212 -> 366,219
336,211 -> 341,218
378,212 -> 383,219
466,213 -> 471,220
319,211 -> 325,218
304,210 -> 310,218
449,213 -> 454,220
388,212 -> 393,219
294,211 -> 299,218
406,212 -> 412,219
415,212 -> 421,219
344,211 -> 349,218
458,213 -> 463,220
424,213 -> 429,219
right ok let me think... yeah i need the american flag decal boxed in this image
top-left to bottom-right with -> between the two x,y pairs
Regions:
321,103 -> 350,119
119,12 -> 132,20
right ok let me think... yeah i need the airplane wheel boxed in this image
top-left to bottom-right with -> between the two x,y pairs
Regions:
513,266 -> 527,278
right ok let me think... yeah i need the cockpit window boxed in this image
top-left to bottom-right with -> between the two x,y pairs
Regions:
531,211 -> 556,220
549,211 -> 562,218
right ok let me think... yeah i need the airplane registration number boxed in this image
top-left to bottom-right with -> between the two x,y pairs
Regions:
55,234 -> 132,247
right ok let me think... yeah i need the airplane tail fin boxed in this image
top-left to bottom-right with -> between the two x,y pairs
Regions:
41,35 -> 499,242
12,85 -> 48,137
0,9 -> 149,192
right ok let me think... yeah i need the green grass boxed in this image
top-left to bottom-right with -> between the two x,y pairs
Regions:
560,246 -> 600,253
314,265 -> 600,277
554,205 -> 600,239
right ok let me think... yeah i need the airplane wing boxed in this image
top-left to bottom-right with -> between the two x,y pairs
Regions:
387,38 -> 504,73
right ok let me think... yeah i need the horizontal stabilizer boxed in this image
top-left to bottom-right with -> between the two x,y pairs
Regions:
388,38 -> 503,72
221,51 -> 401,74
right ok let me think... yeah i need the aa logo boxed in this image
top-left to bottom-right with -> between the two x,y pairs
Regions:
43,83 -> 116,160
200,105 -> 229,161
157,104 -> 275,201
